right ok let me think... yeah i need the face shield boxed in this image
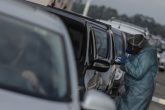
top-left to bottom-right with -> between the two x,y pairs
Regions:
127,34 -> 147,48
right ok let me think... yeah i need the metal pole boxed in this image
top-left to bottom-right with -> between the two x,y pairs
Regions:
83,0 -> 93,16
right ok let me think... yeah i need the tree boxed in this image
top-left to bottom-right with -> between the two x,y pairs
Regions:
72,3 -> 165,38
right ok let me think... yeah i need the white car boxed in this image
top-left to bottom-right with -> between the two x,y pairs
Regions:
159,52 -> 165,72
99,19 -> 151,42
0,0 -> 115,110
107,19 -> 150,39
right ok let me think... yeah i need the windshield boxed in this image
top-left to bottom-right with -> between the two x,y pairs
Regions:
0,14 -> 68,101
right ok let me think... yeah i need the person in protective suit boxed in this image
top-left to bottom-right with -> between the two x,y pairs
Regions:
117,34 -> 158,110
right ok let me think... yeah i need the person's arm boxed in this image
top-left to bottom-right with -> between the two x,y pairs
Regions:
124,52 -> 153,80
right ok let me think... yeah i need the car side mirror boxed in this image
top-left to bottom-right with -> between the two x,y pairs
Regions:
82,90 -> 116,110
92,59 -> 110,72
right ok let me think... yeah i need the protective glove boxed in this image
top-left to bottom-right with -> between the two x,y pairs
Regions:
115,55 -> 128,64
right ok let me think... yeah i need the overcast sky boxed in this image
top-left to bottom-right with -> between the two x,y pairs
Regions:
90,0 -> 165,25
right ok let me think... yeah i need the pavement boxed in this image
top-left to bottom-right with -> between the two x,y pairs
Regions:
149,102 -> 165,110
149,71 -> 165,110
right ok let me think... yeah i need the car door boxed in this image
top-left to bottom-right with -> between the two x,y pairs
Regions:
84,24 -> 112,90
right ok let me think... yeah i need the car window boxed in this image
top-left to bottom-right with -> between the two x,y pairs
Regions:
0,15 -> 68,101
67,26 -> 86,81
67,27 -> 83,59
93,28 -> 108,58
112,28 -> 125,57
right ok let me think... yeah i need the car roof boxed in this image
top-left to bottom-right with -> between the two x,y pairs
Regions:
25,1 -> 110,30
99,20 -> 144,35
110,20 -> 149,33
0,0 -> 67,36
100,19 -> 151,39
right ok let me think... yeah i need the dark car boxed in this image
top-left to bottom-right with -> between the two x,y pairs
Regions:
25,1 -> 114,91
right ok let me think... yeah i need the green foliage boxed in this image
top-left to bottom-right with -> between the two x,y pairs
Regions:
72,3 -> 165,37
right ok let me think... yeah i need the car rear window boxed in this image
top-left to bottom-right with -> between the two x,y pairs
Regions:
93,28 -> 109,58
